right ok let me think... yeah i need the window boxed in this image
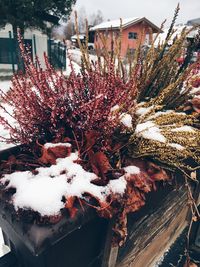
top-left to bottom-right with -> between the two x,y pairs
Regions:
128,32 -> 138,40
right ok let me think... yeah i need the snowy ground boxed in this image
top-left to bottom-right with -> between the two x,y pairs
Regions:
68,48 -> 97,66
0,80 -> 11,94
64,57 -> 81,75
0,80 -> 14,151
0,81 -> 12,256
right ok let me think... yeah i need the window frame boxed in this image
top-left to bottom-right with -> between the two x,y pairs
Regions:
128,32 -> 138,40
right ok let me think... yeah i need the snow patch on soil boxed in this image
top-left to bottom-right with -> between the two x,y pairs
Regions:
1,152 -> 127,216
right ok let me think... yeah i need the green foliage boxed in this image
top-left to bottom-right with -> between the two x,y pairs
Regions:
0,0 -> 76,31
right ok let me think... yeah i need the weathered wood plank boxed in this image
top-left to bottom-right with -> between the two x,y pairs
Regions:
101,217 -> 119,267
116,186 -> 190,267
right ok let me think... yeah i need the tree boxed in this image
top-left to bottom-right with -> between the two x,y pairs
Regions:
0,0 -> 76,70
77,6 -> 87,33
63,20 -> 75,40
89,10 -> 104,26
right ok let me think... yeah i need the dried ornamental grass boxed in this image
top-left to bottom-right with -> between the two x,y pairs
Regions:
129,104 -> 200,173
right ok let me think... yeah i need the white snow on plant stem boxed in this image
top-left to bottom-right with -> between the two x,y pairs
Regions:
135,121 -> 166,143
124,165 -> 140,175
190,87 -> 200,95
110,105 -> 120,112
120,113 -> 132,128
171,126 -> 195,132
147,110 -> 173,120
135,121 -> 154,132
136,105 -> 154,116
1,152 -> 127,216
169,143 -> 185,151
44,143 -> 71,149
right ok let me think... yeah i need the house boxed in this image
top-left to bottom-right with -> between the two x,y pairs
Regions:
187,18 -> 200,26
154,24 -> 199,47
0,24 -> 49,75
90,17 -> 161,57
0,24 -> 66,77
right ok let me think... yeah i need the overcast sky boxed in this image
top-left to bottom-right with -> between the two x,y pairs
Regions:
74,0 -> 200,27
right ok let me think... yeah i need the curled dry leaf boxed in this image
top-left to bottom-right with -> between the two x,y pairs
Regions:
147,162 -> 170,181
191,97 -> 200,113
39,143 -> 71,165
65,196 -> 78,219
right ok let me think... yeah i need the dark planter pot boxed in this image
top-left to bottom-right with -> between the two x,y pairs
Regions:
0,146 -> 198,267
0,206 -> 108,267
0,146 -> 108,267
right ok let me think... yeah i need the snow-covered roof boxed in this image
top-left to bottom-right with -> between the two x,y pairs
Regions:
90,17 -> 161,33
187,17 -> 200,26
71,34 -> 85,40
90,17 -> 141,31
154,25 -> 198,46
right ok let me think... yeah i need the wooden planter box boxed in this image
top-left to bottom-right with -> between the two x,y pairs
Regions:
0,146 -> 198,267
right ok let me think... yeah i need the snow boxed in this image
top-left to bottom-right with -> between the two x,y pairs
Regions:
90,17 -> 140,31
135,121 -> 166,143
67,49 -> 97,66
120,113 -> 132,128
190,86 -> 200,95
110,105 -> 120,112
107,176 -> 127,195
136,105 -> 154,116
0,81 -> 13,150
154,25 -> 197,46
169,143 -> 185,151
0,103 -> 16,151
124,165 -> 140,175
0,80 -> 11,94
44,143 -> 71,149
1,152 -> 127,217
71,34 -> 85,40
0,81 -> 13,251
171,126 -> 195,132
64,58 -> 81,76
147,110 -> 174,120
135,121 -> 154,133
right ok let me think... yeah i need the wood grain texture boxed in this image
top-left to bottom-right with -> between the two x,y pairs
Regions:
117,186 -> 190,267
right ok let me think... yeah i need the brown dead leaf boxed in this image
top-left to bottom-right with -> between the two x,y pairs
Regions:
191,97 -> 200,113
85,130 -> 99,150
147,162 -> 170,181
65,196 -> 78,219
94,151 -> 111,174
39,143 -> 71,164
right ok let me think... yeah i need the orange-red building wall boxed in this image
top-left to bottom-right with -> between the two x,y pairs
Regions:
94,21 -> 153,57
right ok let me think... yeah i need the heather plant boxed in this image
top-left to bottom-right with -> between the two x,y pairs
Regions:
0,7 -> 200,247
0,33 -> 136,154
